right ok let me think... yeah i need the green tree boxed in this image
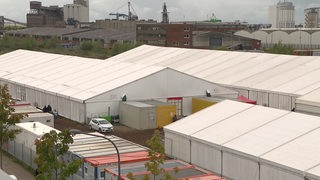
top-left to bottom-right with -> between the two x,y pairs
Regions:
80,41 -> 94,51
34,129 -> 81,180
128,129 -> 177,180
109,42 -> 141,56
264,43 -> 294,55
0,84 -> 26,169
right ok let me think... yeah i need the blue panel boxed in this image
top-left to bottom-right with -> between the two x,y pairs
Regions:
94,167 -> 98,180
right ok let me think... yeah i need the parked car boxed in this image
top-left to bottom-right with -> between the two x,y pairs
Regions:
89,118 -> 114,133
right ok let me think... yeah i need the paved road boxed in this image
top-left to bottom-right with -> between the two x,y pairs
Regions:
1,153 -> 35,180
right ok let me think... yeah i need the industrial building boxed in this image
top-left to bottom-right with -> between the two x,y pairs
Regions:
64,0 -> 89,23
235,28 -> 320,50
269,0 -> 295,28
305,7 -> 320,28
27,1 -> 65,27
5,27 -> 136,48
110,45 -> 320,116
0,49 -> 237,124
136,21 -> 260,50
164,100 -> 320,180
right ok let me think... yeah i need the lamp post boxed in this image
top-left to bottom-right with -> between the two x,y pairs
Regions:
70,129 -> 121,180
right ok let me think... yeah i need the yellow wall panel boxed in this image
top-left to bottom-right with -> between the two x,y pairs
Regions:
156,105 -> 176,128
192,98 -> 216,113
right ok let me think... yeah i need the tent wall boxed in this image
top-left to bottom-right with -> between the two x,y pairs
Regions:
268,93 -> 293,111
164,132 -> 190,162
71,101 -> 85,123
57,96 -> 72,119
6,81 -> 86,123
86,101 -> 120,123
249,90 -> 269,106
231,88 -> 249,97
260,163 -> 304,180
295,103 -> 320,116
86,69 -> 235,121
190,141 -> 222,176
222,151 -> 259,180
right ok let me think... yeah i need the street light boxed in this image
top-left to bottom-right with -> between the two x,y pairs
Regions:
69,129 -> 121,180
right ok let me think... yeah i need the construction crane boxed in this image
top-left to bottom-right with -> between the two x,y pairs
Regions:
109,1 -> 138,21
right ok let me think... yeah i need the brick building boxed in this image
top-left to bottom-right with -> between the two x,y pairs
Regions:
136,21 -> 261,50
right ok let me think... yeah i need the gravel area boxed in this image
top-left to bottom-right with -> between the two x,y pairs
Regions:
54,116 -> 161,147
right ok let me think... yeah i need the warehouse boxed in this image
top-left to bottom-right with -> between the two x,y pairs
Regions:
0,49 -> 237,124
164,100 -> 320,180
110,45 -> 320,113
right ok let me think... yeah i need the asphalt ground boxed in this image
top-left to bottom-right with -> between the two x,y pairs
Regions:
1,152 -> 35,180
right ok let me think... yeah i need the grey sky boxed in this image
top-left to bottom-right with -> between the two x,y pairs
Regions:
1,0 -> 320,24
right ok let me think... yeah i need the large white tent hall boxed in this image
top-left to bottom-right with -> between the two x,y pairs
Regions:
110,45 -> 320,113
164,100 -> 320,180
0,49 -> 237,123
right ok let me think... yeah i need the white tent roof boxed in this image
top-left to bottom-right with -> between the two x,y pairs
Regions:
164,100 -> 254,137
296,87 -> 320,107
69,132 -> 147,158
261,128 -> 320,174
110,45 -> 320,96
0,50 -> 165,102
16,122 -> 59,136
164,100 -> 320,177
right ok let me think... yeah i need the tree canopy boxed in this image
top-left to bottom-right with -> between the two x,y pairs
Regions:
0,84 -> 26,169
34,129 -> 81,180
128,129 -> 177,180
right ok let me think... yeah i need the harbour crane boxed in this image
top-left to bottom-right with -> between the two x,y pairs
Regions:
109,1 -> 138,21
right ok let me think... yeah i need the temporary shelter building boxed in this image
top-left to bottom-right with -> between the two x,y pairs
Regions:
110,45 -> 320,112
14,122 -> 59,151
105,159 -> 218,180
0,49 -> 237,123
68,132 -> 148,179
164,100 -> 320,180
119,100 -> 177,130
83,151 -> 149,180
11,102 -> 54,127
6,122 -> 59,169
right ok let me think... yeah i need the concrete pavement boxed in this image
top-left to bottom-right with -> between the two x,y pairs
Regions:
1,152 -> 35,180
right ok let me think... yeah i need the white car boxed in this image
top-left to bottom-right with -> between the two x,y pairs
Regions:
89,118 -> 114,133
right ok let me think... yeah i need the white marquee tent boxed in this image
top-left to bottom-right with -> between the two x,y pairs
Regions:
110,45 -> 320,112
0,49 -> 237,123
164,100 -> 320,180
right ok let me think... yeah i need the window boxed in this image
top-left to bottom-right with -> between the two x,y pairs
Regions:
172,42 -> 179,46
184,34 -> 190,38
100,171 -> 105,179
183,41 -> 189,46
184,27 -> 190,31
137,26 -> 141,30
167,97 -> 183,116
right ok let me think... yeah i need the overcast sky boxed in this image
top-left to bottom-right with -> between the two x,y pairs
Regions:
1,0 -> 320,25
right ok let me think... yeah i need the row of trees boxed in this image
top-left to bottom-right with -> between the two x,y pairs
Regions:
0,35 -> 140,59
0,84 -> 175,180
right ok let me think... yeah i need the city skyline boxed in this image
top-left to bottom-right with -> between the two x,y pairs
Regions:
1,0 -> 320,24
